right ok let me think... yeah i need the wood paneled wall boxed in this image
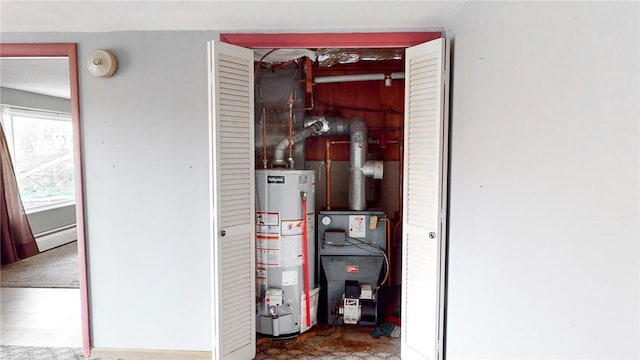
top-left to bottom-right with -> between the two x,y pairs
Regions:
305,59 -> 405,162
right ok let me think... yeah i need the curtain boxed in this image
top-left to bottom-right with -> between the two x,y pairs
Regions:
1,122 -> 39,265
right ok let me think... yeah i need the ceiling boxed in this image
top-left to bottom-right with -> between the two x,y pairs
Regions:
0,58 -> 71,99
0,1 -> 465,100
0,1 -> 465,32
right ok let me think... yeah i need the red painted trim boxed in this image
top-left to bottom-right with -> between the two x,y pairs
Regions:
220,32 -> 441,48
0,43 -> 73,57
0,43 -> 91,357
68,44 -> 92,359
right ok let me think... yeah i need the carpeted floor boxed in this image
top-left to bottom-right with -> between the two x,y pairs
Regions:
0,242 -> 79,288
0,345 -> 84,360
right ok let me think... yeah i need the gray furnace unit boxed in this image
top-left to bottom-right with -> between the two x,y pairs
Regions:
317,210 -> 387,325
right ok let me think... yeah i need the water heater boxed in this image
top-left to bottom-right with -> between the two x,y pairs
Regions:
255,169 -> 317,336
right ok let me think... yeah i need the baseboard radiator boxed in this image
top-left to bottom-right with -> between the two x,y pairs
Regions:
35,225 -> 77,252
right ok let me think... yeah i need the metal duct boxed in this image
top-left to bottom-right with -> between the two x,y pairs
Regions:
271,115 -> 382,211
314,72 -> 405,85
323,116 -> 372,211
348,120 -> 368,211
272,116 -> 329,167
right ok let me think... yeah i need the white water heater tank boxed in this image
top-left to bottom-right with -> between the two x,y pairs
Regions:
255,169 -> 316,336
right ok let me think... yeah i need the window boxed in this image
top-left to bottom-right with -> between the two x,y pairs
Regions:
1,105 -> 75,212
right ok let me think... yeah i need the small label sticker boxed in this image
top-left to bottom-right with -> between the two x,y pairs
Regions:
282,270 -> 298,286
346,265 -> 359,273
281,219 -> 304,236
349,215 -> 366,238
267,175 -> 285,184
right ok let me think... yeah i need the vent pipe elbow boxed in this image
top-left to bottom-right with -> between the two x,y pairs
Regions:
272,117 -> 328,167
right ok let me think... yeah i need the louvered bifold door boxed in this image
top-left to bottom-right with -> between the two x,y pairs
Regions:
401,37 -> 449,360
208,40 -> 256,360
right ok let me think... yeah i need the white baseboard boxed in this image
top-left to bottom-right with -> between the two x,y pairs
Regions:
90,347 -> 211,360
36,227 -> 77,251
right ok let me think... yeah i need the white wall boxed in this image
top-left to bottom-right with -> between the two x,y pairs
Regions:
81,31 -> 218,351
446,2 -> 639,359
1,31 -> 218,351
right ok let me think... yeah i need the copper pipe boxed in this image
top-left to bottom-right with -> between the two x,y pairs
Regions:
288,79 -> 306,100
287,79 -> 308,167
267,96 -> 314,113
267,78 -> 315,114
380,218 -> 392,286
268,107 -> 310,113
398,143 -> 404,217
254,48 -> 279,82
325,138 -> 332,210
261,107 -> 268,168
393,216 -> 402,244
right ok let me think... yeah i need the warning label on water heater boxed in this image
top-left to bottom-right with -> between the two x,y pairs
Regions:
256,212 -> 280,236
256,212 -> 281,267
281,219 -> 303,236
256,235 -> 280,267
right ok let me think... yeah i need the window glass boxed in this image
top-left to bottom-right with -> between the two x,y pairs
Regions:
1,107 -> 74,211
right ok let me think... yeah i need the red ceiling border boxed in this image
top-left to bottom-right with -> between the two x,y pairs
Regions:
220,32 -> 442,48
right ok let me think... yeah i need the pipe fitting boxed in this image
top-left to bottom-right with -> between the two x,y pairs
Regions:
363,161 -> 384,180
272,118 -> 328,166
304,115 -> 330,133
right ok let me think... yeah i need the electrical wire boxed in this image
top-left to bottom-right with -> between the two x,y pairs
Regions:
328,236 -> 390,290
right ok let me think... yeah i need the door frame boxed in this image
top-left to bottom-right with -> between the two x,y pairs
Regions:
0,43 -> 91,357
218,31 -> 448,359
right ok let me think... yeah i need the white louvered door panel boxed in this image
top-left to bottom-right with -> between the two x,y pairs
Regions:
402,38 -> 449,360
208,40 -> 255,360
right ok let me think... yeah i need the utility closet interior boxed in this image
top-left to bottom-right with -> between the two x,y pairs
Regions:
253,46 -> 406,349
